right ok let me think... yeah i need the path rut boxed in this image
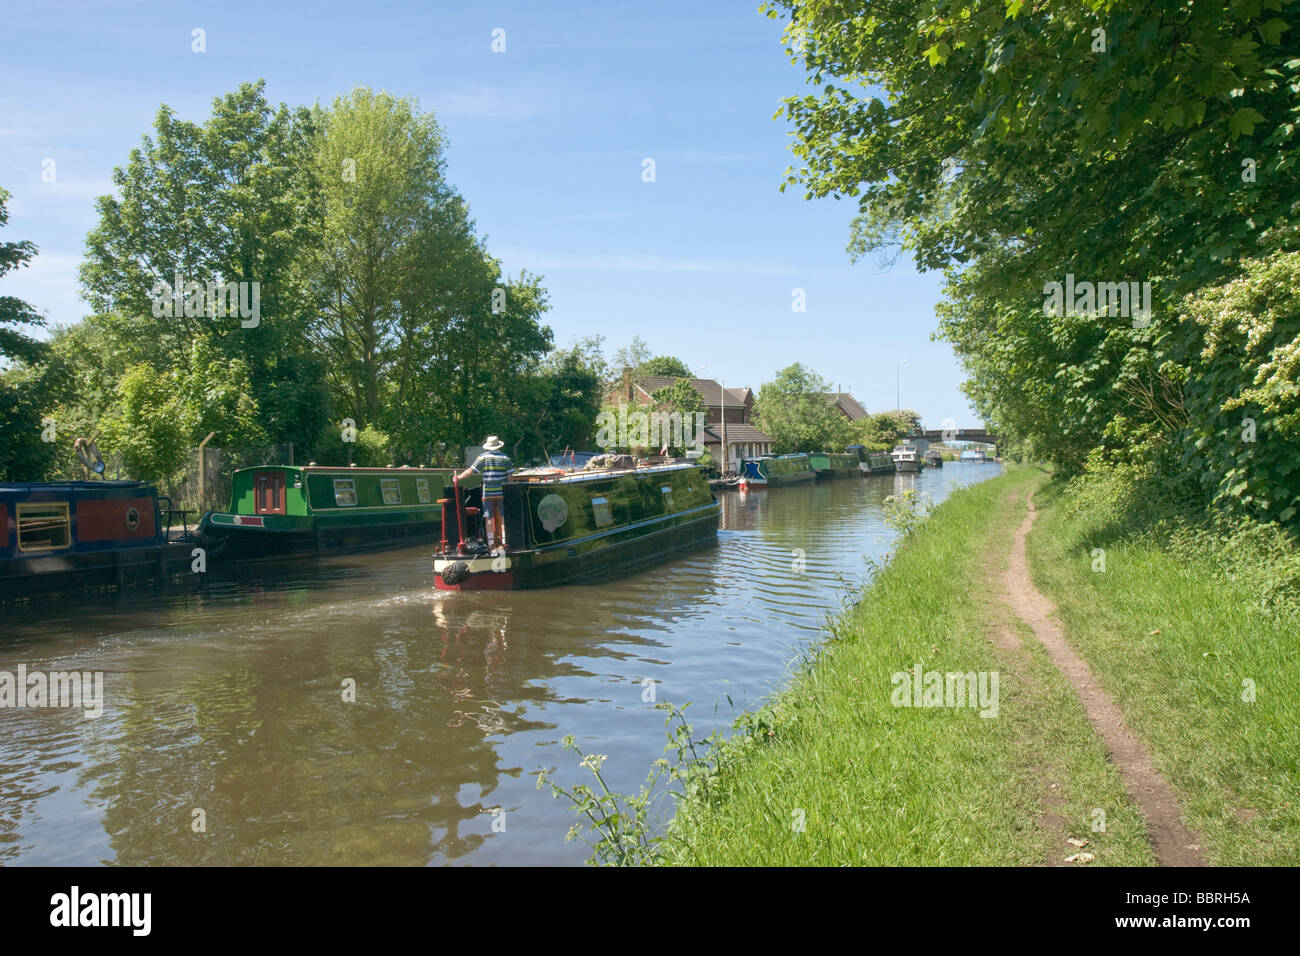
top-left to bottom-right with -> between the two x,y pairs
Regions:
999,490 -> 1207,867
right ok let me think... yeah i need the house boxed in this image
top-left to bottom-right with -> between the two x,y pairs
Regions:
825,392 -> 869,421
615,375 -> 774,473
701,422 -> 773,473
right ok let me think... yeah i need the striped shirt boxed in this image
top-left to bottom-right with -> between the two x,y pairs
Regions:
470,451 -> 513,498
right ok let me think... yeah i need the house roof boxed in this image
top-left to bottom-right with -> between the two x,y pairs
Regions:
634,377 -> 752,407
703,423 -> 773,444
825,392 -> 869,420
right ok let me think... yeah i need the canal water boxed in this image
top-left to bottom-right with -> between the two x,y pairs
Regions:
0,463 -> 1001,865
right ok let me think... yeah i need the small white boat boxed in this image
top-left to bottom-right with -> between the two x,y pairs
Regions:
892,442 -> 922,473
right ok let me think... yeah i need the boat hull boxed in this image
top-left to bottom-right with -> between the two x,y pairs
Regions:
1,542 -> 193,602
435,505 -> 719,591
738,471 -> 814,490
199,512 -> 444,559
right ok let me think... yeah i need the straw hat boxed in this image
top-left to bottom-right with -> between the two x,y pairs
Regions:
483,435 -> 505,451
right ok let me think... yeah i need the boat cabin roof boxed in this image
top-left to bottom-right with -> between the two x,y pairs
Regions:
510,461 -> 706,485
230,464 -> 454,478
0,480 -> 154,495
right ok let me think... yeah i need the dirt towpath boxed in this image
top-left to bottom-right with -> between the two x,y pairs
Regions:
999,490 -> 1207,867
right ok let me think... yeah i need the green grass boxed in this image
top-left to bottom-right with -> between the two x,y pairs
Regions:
1027,479 -> 1300,865
660,467 -> 1154,866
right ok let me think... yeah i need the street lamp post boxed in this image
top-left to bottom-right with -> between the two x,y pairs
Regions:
720,378 -> 727,474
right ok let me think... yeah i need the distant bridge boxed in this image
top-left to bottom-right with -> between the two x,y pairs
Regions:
916,427 -> 999,445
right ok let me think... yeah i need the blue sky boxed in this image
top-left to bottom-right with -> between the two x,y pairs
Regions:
1,0 -> 980,427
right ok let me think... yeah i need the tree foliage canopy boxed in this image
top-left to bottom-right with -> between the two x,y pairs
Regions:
769,0 -> 1300,524
755,362 -> 852,454
3,82 -> 594,493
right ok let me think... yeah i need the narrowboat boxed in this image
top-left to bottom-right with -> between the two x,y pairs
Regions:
433,461 -> 719,590
959,449 -> 987,463
198,464 -> 462,558
737,454 -> 816,490
892,441 -> 923,473
0,480 -> 191,602
847,445 -> 895,475
924,449 -> 945,468
808,452 -> 861,480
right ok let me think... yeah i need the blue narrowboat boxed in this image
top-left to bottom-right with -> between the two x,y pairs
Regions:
737,454 -> 816,490
0,481 -> 189,602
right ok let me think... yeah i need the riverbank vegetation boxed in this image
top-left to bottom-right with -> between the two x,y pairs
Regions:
633,468 -> 1156,864
1028,467 -> 1300,865
631,467 -> 1298,865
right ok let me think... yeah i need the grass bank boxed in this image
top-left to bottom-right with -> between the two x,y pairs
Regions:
1027,480 -> 1300,865
660,467 -> 1154,865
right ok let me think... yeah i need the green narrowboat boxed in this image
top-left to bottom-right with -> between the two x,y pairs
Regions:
737,454 -> 816,490
198,465 -> 464,558
847,445 -> 896,475
434,461 -> 719,590
808,452 -> 861,480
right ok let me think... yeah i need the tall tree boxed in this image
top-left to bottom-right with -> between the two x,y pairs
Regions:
647,378 -> 705,455
78,81 -> 330,455
637,355 -> 693,378
612,335 -> 652,374
754,363 -> 851,454
0,186 -> 58,480
853,409 -> 922,449
505,336 -> 606,462
302,87 -> 554,462
304,86 -> 448,428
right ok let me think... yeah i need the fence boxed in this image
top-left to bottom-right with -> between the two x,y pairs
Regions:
167,443 -> 295,516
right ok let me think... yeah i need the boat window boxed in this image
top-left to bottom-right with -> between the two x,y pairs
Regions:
416,478 -> 431,503
17,503 -> 71,551
591,496 -> 614,527
333,479 -> 358,506
380,478 -> 401,505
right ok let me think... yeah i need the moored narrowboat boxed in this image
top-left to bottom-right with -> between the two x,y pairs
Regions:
847,445 -> 895,475
808,452 -> 860,480
433,461 -> 719,590
198,464 -> 462,558
959,449 -> 987,463
737,454 -> 816,490
924,449 -> 944,468
0,480 -> 190,602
